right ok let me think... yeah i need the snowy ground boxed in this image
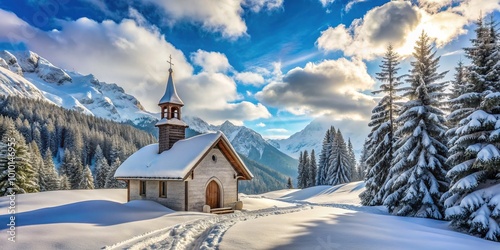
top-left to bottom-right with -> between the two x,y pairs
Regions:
0,189 -> 211,250
1,183 -> 499,249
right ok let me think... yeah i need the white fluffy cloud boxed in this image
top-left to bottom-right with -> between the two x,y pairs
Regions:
142,0 -> 282,38
316,24 -> 353,52
234,71 -> 265,86
190,50 -> 231,73
317,0 -> 500,60
318,0 -> 366,12
256,58 -> 375,119
0,9 -> 270,125
244,0 -> 283,12
178,70 -> 271,125
319,0 -> 335,7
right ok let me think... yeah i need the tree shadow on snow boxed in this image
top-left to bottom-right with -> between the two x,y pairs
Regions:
271,211 -> 498,250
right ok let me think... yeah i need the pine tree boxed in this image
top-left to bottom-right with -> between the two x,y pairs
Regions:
297,151 -> 310,189
59,174 -> 71,190
383,31 -> 449,219
360,45 -> 402,206
62,151 -> 84,189
105,157 -> 125,188
29,141 -> 42,191
450,60 -> 468,101
42,148 -> 59,191
442,17 -> 500,241
287,177 -> 293,189
309,149 -> 317,187
93,145 -> 110,189
0,124 -> 38,196
303,150 -> 310,188
327,130 -> 351,185
347,139 -> 356,181
317,128 -> 332,185
297,151 -> 304,189
447,60 -> 469,138
80,165 -> 94,189
59,149 -> 71,177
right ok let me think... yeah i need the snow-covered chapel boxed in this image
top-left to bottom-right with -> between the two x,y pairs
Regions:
114,58 -> 253,212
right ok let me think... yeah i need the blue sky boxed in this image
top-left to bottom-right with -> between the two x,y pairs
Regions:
0,0 -> 499,150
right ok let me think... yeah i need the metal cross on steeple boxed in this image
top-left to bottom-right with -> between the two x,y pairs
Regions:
167,55 -> 174,69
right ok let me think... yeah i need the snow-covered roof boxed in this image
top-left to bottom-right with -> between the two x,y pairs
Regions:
114,131 -> 253,180
159,68 -> 183,105
155,117 -> 188,127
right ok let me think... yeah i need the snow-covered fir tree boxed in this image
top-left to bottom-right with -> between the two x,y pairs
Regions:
347,139 -> 356,181
317,128 -> 332,185
450,60 -> 468,101
80,165 -> 94,189
360,45 -> 402,206
442,17 -> 500,241
297,151 -> 304,188
302,150 -> 310,188
316,126 -> 336,185
0,123 -> 38,195
384,32 -> 449,219
308,149 -> 317,188
94,145 -> 110,189
59,149 -> 71,177
59,174 -> 71,190
327,130 -> 351,185
62,150 -> 84,189
29,141 -> 42,191
297,151 -> 311,189
41,148 -> 59,191
105,157 -> 125,188
447,60 -> 469,132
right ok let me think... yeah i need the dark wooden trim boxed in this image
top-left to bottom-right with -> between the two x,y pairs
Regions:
184,181 -> 189,211
127,180 -> 130,202
159,181 -> 167,198
139,180 -> 146,196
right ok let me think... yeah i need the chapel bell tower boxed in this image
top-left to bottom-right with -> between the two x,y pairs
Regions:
156,55 -> 188,153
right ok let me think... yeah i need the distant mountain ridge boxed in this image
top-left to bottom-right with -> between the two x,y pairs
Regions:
183,116 -> 298,179
0,50 -> 157,127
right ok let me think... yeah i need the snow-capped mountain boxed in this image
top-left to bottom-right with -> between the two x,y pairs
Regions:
0,50 -> 156,125
0,62 -> 47,101
269,118 -> 331,159
185,116 -> 268,158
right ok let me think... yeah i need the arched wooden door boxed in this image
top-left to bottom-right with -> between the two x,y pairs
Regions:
206,180 -> 220,209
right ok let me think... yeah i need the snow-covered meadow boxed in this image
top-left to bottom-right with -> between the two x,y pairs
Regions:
1,182 -> 499,249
